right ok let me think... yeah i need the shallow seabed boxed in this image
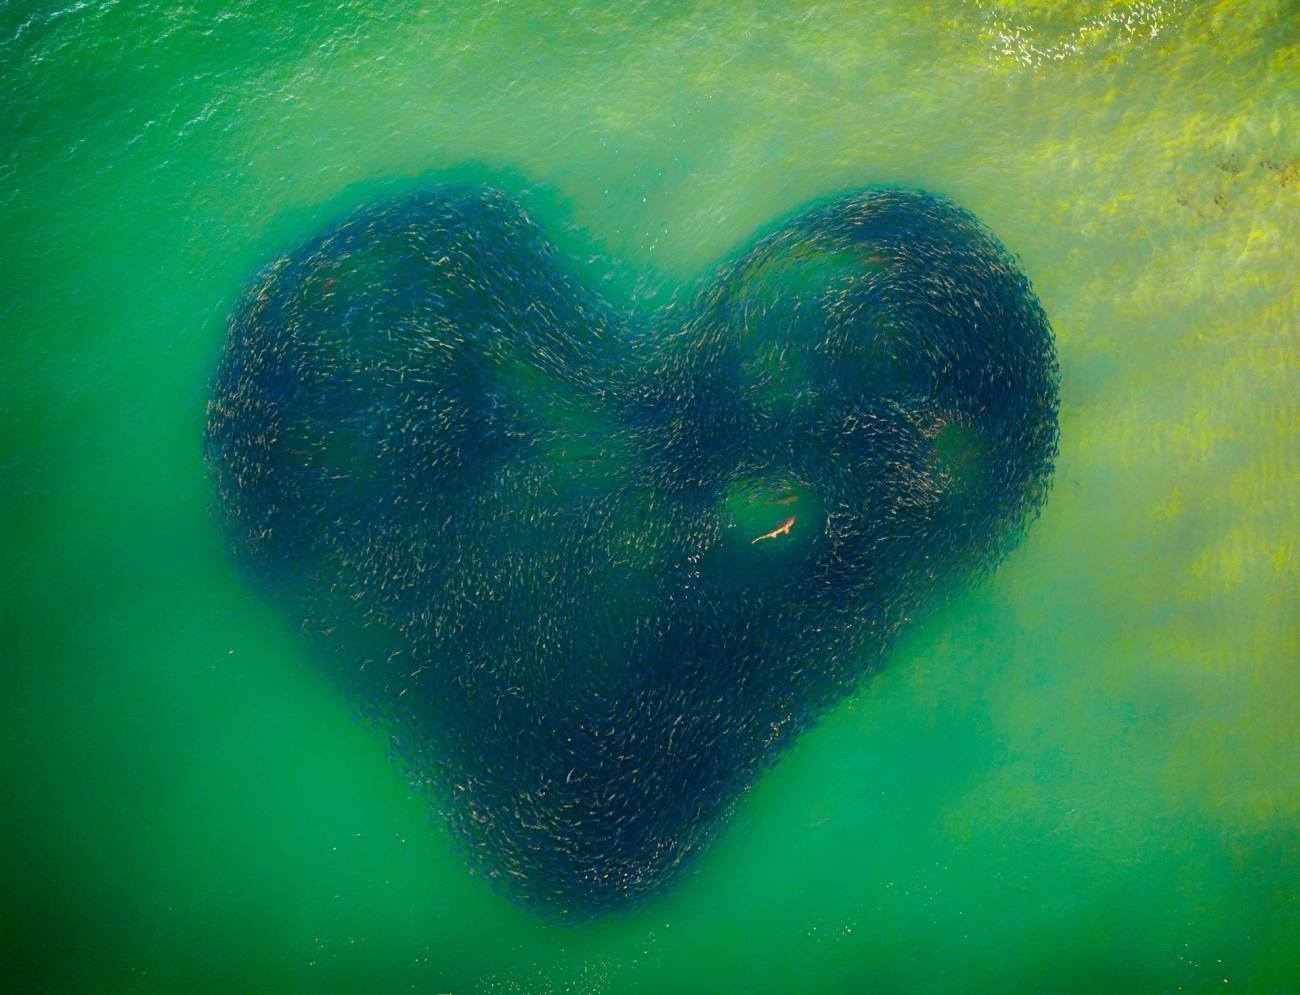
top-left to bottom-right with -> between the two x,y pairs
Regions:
2,1 -> 1296,992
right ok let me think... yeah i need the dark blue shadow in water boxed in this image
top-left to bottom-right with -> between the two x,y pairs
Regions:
205,183 -> 1059,919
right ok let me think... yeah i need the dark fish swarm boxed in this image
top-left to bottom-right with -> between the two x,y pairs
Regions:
206,185 -> 1059,918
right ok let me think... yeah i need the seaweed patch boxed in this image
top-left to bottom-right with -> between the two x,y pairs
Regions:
206,184 -> 1059,918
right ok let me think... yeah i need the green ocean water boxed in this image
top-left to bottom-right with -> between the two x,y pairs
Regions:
2,0 -> 1296,991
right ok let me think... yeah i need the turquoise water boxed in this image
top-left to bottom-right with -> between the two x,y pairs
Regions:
2,1 -> 1296,992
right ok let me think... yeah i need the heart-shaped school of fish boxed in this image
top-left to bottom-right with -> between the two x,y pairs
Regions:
206,184 -> 1059,918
